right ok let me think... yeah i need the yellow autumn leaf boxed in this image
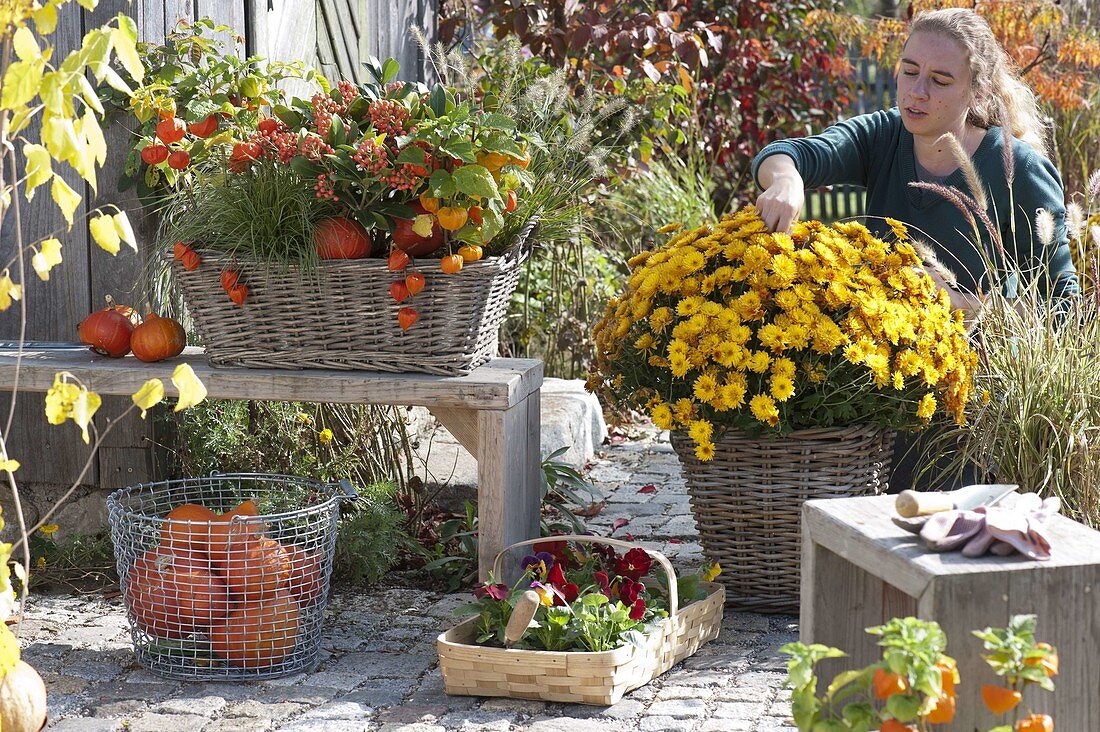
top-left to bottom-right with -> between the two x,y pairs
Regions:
23,143 -> 52,200
114,212 -> 137,252
44,372 -> 102,443
171,364 -> 207,412
0,623 -> 19,677
412,214 -> 435,238
0,270 -> 23,312
51,174 -> 81,227
77,0 -> 100,12
111,14 -> 144,83
89,213 -> 120,254
1,59 -> 45,110
13,26 -> 41,62
131,379 -> 165,418
33,3 -> 59,35
0,459 -> 19,473
83,111 -> 108,166
31,238 -> 63,281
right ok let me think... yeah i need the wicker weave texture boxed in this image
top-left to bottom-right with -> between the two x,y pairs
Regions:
171,220 -> 537,374
437,581 -> 724,705
672,426 -> 893,614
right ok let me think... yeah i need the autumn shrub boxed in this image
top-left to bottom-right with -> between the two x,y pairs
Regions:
439,0 -> 856,211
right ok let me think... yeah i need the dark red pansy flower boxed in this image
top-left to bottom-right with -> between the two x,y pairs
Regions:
630,598 -> 647,620
614,547 -> 653,580
473,583 -> 510,601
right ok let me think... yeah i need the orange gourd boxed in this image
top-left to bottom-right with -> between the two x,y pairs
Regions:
208,589 -> 301,669
1016,713 -> 1054,732
129,313 -> 186,363
78,298 -> 135,358
160,503 -> 217,555
126,546 -> 229,638
873,667 -> 908,700
981,684 -> 1022,715
220,536 -> 292,601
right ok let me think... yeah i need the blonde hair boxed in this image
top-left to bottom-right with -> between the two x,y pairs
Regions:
909,8 -> 1049,157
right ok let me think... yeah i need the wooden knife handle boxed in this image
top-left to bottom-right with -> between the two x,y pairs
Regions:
895,490 -> 956,518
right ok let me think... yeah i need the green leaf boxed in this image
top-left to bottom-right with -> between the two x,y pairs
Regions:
396,146 -> 426,165
112,15 -> 144,82
273,104 -> 304,129
51,174 -> 82,228
381,58 -> 400,84
23,144 -> 52,200
427,169 -> 456,199
429,83 -> 447,117
452,164 -> 499,200
482,112 -> 516,131
1,59 -> 45,110
884,693 -> 921,722
329,114 -> 346,146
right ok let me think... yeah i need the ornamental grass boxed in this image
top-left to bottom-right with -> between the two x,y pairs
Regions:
587,205 -> 978,460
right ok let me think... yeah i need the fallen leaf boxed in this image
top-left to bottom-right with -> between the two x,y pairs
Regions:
667,538 -> 684,545
622,533 -> 635,541
611,517 -> 630,533
573,501 -> 606,518
638,484 -> 657,494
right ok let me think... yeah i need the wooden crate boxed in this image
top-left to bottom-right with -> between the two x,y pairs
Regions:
802,494 -> 1100,731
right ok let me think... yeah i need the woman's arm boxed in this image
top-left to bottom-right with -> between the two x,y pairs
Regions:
755,154 -> 805,233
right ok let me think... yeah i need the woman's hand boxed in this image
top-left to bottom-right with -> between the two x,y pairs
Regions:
754,154 -> 805,233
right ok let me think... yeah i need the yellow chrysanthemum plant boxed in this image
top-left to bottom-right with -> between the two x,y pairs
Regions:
588,205 -> 979,461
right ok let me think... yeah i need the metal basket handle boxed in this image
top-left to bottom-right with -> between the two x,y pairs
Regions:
491,534 -> 679,618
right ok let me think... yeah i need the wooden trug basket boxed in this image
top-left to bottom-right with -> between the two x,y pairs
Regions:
436,535 -> 724,705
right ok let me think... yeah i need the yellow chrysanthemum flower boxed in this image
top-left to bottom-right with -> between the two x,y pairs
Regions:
770,374 -> 795,402
749,394 -> 780,426
917,393 -> 937,420
694,440 -> 716,461
651,403 -> 674,430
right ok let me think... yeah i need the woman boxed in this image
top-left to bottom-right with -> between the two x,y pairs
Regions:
752,7 -> 1079,490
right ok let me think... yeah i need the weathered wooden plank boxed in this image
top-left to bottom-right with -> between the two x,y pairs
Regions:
476,392 -> 541,580
98,446 -> 152,490
196,0 -> 246,48
319,0 -> 355,80
430,406 -> 479,455
363,0 -> 435,82
0,348 -> 542,410
0,6 -> 97,487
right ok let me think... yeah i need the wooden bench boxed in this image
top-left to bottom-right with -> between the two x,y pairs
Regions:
802,493 -> 1100,731
0,345 -> 543,581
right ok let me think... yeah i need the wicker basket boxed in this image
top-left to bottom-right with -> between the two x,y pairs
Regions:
671,426 -> 893,614
170,219 -> 537,374
437,535 -> 724,705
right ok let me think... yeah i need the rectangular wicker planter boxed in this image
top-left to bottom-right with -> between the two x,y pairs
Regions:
170,219 -> 536,375
437,536 -> 725,705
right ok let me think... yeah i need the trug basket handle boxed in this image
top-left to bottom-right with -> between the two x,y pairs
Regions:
492,534 -> 680,617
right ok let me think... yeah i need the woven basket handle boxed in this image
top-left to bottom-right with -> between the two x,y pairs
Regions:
492,534 -> 680,618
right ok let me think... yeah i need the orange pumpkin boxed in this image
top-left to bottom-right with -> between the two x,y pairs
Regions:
220,536 -> 291,601
206,500 -> 263,566
126,546 -> 229,638
160,503 -> 217,555
208,589 -> 301,669
78,303 -> 134,357
285,545 -> 325,606
130,313 -> 186,363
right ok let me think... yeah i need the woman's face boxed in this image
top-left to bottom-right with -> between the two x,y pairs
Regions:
896,31 -> 974,139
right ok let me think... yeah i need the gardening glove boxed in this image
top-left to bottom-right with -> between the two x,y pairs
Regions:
919,508 -> 986,551
981,494 -> 1060,561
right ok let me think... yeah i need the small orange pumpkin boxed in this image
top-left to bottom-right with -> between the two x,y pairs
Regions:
129,313 -> 186,363
78,297 -> 135,357
208,589 -> 300,669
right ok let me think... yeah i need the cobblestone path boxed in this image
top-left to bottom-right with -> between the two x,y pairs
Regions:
20,431 -> 798,731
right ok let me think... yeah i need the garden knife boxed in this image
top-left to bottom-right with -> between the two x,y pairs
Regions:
895,483 -> 1018,518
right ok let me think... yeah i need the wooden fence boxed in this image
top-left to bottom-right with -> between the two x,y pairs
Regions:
804,57 -> 897,223
0,0 -> 434,524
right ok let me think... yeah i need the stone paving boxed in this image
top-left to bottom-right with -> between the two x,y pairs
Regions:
17,429 -> 799,731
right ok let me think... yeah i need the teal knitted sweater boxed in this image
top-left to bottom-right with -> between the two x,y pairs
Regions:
752,108 -> 1079,298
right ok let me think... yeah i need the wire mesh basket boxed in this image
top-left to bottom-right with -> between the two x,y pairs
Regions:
106,473 -> 352,680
